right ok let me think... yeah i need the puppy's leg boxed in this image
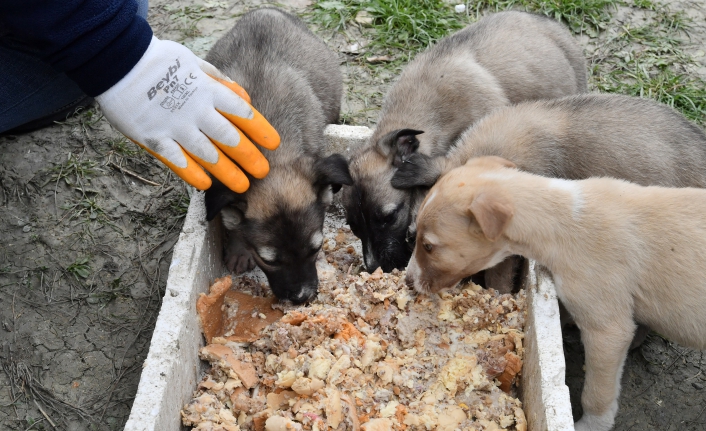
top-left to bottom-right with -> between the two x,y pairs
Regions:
484,255 -> 522,293
574,317 -> 636,431
224,230 -> 255,274
629,324 -> 650,351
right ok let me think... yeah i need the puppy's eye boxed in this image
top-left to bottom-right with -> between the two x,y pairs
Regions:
423,243 -> 433,252
381,205 -> 401,224
260,257 -> 277,266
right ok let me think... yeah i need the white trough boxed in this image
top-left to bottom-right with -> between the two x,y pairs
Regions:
124,125 -> 575,431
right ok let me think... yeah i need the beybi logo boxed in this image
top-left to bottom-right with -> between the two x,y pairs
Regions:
147,59 -> 181,100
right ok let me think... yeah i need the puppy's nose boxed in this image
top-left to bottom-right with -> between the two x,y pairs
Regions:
291,288 -> 317,305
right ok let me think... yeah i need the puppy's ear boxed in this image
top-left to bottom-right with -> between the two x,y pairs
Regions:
469,192 -> 514,241
391,153 -> 441,189
315,154 -> 353,194
376,129 -> 424,167
205,177 -> 244,221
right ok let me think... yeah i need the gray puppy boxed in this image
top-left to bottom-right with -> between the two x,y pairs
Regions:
342,11 -> 587,283
393,93 -> 706,297
204,8 -> 352,304
394,94 -> 706,196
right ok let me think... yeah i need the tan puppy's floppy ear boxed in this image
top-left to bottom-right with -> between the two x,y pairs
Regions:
469,192 -> 514,241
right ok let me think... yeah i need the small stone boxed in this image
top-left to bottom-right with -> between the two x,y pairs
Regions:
343,43 -> 360,54
355,11 -> 373,26
22,225 -> 31,232
366,55 -> 393,64
692,382 -> 704,390
454,4 -> 466,13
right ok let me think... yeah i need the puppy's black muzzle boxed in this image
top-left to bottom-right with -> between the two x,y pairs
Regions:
363,233 -> 414,273
264,263 -> 319,304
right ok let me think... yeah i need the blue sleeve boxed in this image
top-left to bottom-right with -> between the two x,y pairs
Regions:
0,0 -> 153,96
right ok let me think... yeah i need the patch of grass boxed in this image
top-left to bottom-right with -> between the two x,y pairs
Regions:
109,137 -> 140,158
66,257 -> 91,280
594,55 -> 706,125
590,5 -> 706,125
631,0 -> 656,10
167,5 -> 213,37
50,154 -> 98,187
52,105 -> 100,134
77,107 -> 103,132
61,197 -> 106,222
470,0 -> 618,36
165,1 -> 229,39
59,195 -> 123,239
311,0 -> 466,54
168,193 -> 190,221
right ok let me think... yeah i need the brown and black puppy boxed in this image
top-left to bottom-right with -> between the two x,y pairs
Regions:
394,93 -> 706,293
342,10 -> 587,277
204,8 -> 352,303
407,156 -> 706,431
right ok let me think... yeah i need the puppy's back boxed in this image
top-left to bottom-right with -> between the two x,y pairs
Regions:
373,11 -> 587,155
432,11 -> 587,101
467,94 -> 706,188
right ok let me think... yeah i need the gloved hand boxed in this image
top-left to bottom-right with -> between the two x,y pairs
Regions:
95,36 -> 280,192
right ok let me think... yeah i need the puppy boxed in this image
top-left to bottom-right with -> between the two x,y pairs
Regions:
342,10 -> 587,278
393,94 -> 706,293
407,156 -> 706,431
204,8 -> 352,303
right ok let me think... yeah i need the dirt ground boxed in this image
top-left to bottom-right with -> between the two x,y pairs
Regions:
0,0 -> 704,430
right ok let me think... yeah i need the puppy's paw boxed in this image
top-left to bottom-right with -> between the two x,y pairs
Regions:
629,324 -> 650,350
574,417 -> 611,431
575,403 -> 618,431
225,250 -> 255,274
224,236 -> 256,274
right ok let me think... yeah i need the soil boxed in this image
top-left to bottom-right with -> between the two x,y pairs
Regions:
0,0 -> 704,430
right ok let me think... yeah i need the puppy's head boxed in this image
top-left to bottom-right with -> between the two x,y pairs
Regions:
206,154 -> 352,303
342,129 -> 427,272
406,156 -> 517,293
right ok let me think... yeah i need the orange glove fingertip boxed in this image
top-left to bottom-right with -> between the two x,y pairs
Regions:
218,107 -> 281,151
211,132 -> 270,179
129,139 -> 212,190
185,146 -> 250,194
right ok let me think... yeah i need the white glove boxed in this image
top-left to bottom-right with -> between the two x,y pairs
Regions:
96,36 -> 280,192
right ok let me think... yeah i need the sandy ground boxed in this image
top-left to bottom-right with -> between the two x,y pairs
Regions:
0,0 -> 704,430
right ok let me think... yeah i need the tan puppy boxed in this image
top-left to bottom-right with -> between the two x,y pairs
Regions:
407,156 -> 706,431
394,94 -> 706,295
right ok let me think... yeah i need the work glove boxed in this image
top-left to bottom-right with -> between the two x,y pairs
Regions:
95,36 -> 280,192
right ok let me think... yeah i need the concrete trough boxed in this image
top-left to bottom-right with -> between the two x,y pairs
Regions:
124,125 -> 575,431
